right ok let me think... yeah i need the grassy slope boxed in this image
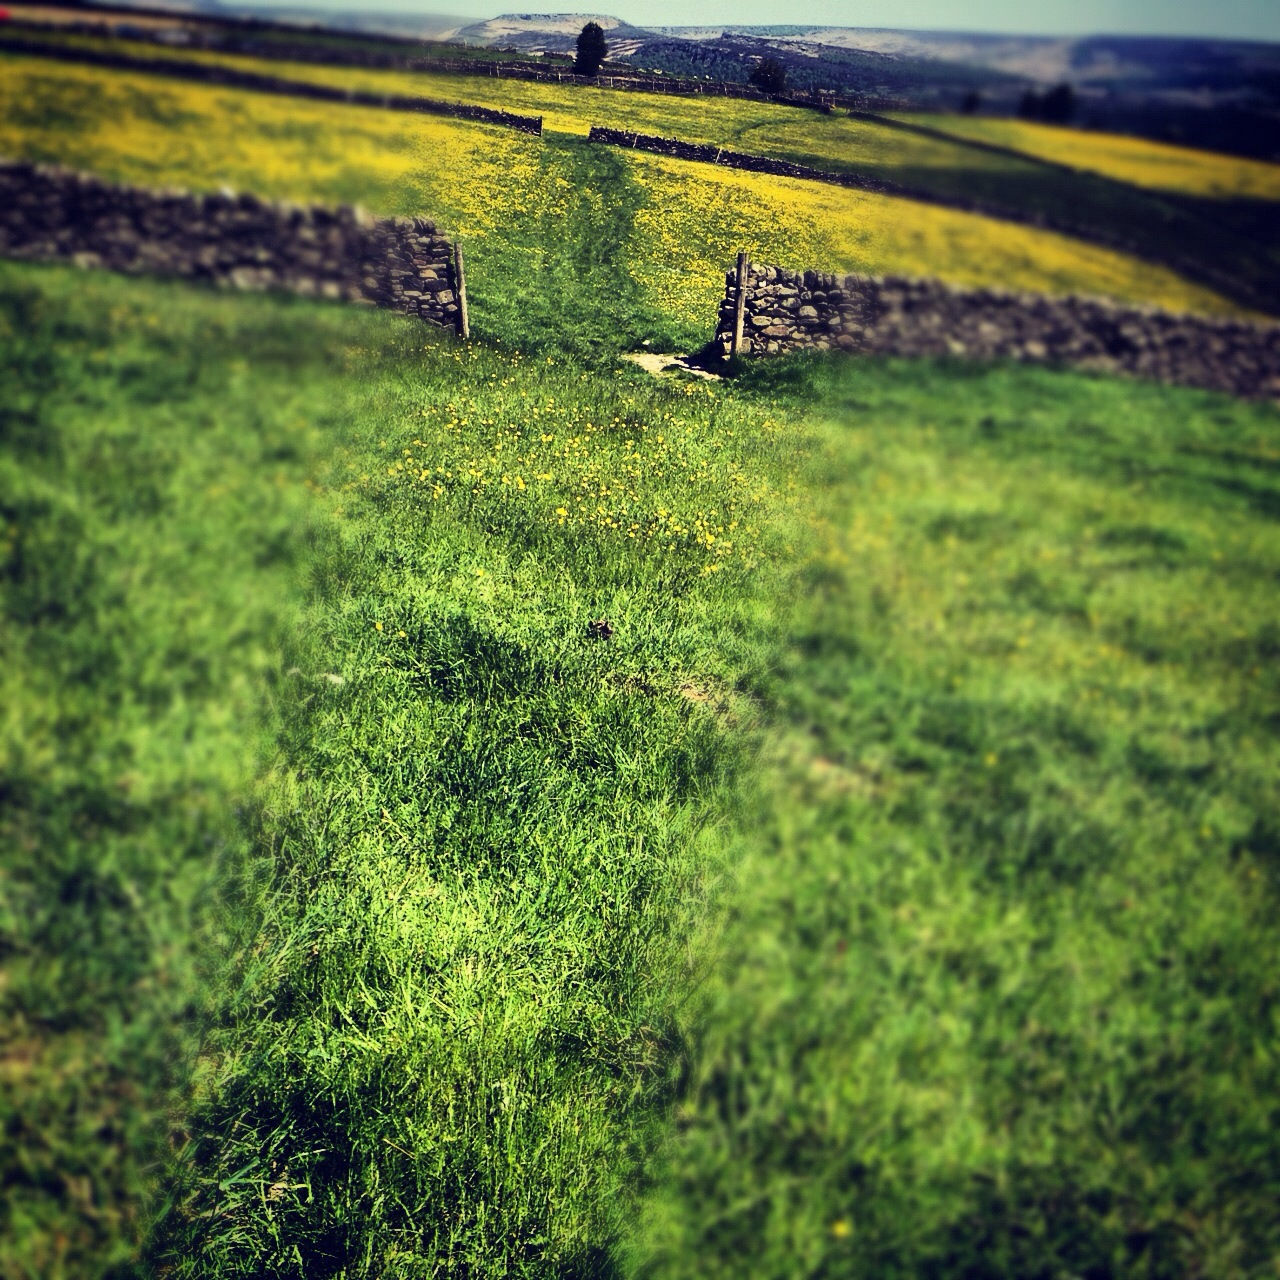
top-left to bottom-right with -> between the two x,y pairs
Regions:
14,27 -> 1280,205
893,112 -> 1280,306
897,112 -> 1280,201
629,359 -> 1280,1278
0,268 -> 366,1277
0,49 -> 1257,349
0,260 -> 791,1278
4,262 -> 1279,1279
9,30 -> 1280,315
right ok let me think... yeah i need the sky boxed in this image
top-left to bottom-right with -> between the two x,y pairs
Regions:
249,1 -> 1280,42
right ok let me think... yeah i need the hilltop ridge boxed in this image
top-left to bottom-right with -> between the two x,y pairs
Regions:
452,12 -> 656,54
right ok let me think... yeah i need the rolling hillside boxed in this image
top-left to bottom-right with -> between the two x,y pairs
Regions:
3,34 -> 1280,1280
2,48 -> 1262,362
897,110 -> 1280,200
5,28 -> 1280,315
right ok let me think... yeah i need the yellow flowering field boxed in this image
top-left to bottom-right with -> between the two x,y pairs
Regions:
630,152 -> 1247,323
899,113 -> 1280,201
29,27 -> 1280,206
18,28 -> 1280,210
377,349 -> 784,573
5,28 -> 1060,171
15,32 -> 1280,321
0,53 -> 543,219
0,51 -> 1251,338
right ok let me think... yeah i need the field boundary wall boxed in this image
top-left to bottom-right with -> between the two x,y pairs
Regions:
706,255 -> 1280,400
587,126 -> 1271,317
0,159 -> 471,335
0,34 -> 544,134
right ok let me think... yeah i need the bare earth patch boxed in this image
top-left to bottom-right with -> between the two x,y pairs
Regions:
622,351 -> 721,381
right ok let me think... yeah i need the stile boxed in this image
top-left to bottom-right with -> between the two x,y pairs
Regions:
731,251 -> 749,357
453,241 -> 470,340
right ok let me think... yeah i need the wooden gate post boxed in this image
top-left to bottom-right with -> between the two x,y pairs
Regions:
730,251 -> 749,357
453,241 -> 470,340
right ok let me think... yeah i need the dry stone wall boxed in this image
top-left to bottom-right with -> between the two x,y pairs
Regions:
706,261 -> 1280,401
0,160 -> 468,333
588,126 -> 910,194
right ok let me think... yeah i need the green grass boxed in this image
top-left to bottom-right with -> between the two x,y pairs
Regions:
629,358 -> 1280,1277
0,266 -> 366,1276
3,260 -> 1279,1277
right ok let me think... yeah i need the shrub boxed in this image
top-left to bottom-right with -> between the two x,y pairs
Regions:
749,56 -> 788,95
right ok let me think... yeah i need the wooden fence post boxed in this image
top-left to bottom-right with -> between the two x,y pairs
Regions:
453,241 -> 470,340
730,251 -> 749,358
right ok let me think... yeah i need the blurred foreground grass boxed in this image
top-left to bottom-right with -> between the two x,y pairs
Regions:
2,261 -> 1279,1276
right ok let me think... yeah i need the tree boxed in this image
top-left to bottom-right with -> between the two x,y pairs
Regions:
749,55 -> 787,95
1017,83 -> 1075,124
960,89 -> 982,115
574,22 -> 608,77
1040,82 -> 1076,124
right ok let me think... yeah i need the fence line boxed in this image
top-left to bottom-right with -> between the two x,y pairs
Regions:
0,159 -> 471,336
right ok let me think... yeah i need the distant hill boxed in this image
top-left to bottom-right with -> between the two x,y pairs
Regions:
451,12 -> 655,56
653,25 -> 1280,93
641,22 -> 1280,155
47,4 -> 1280,158
62,0 -> 472,40
224,6 -> 470,40
627,33 -> 1017,102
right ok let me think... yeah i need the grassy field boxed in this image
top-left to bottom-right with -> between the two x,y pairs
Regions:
1,265 -> 364,1276
898,112 -> 1280,201
4,39 -> 1280,1280
4,253 -> 1280,1278
13,28 -> 1279,199
0,48 -> 1259,364
8,26 -> 1274,198
8,30 -> 1280,316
